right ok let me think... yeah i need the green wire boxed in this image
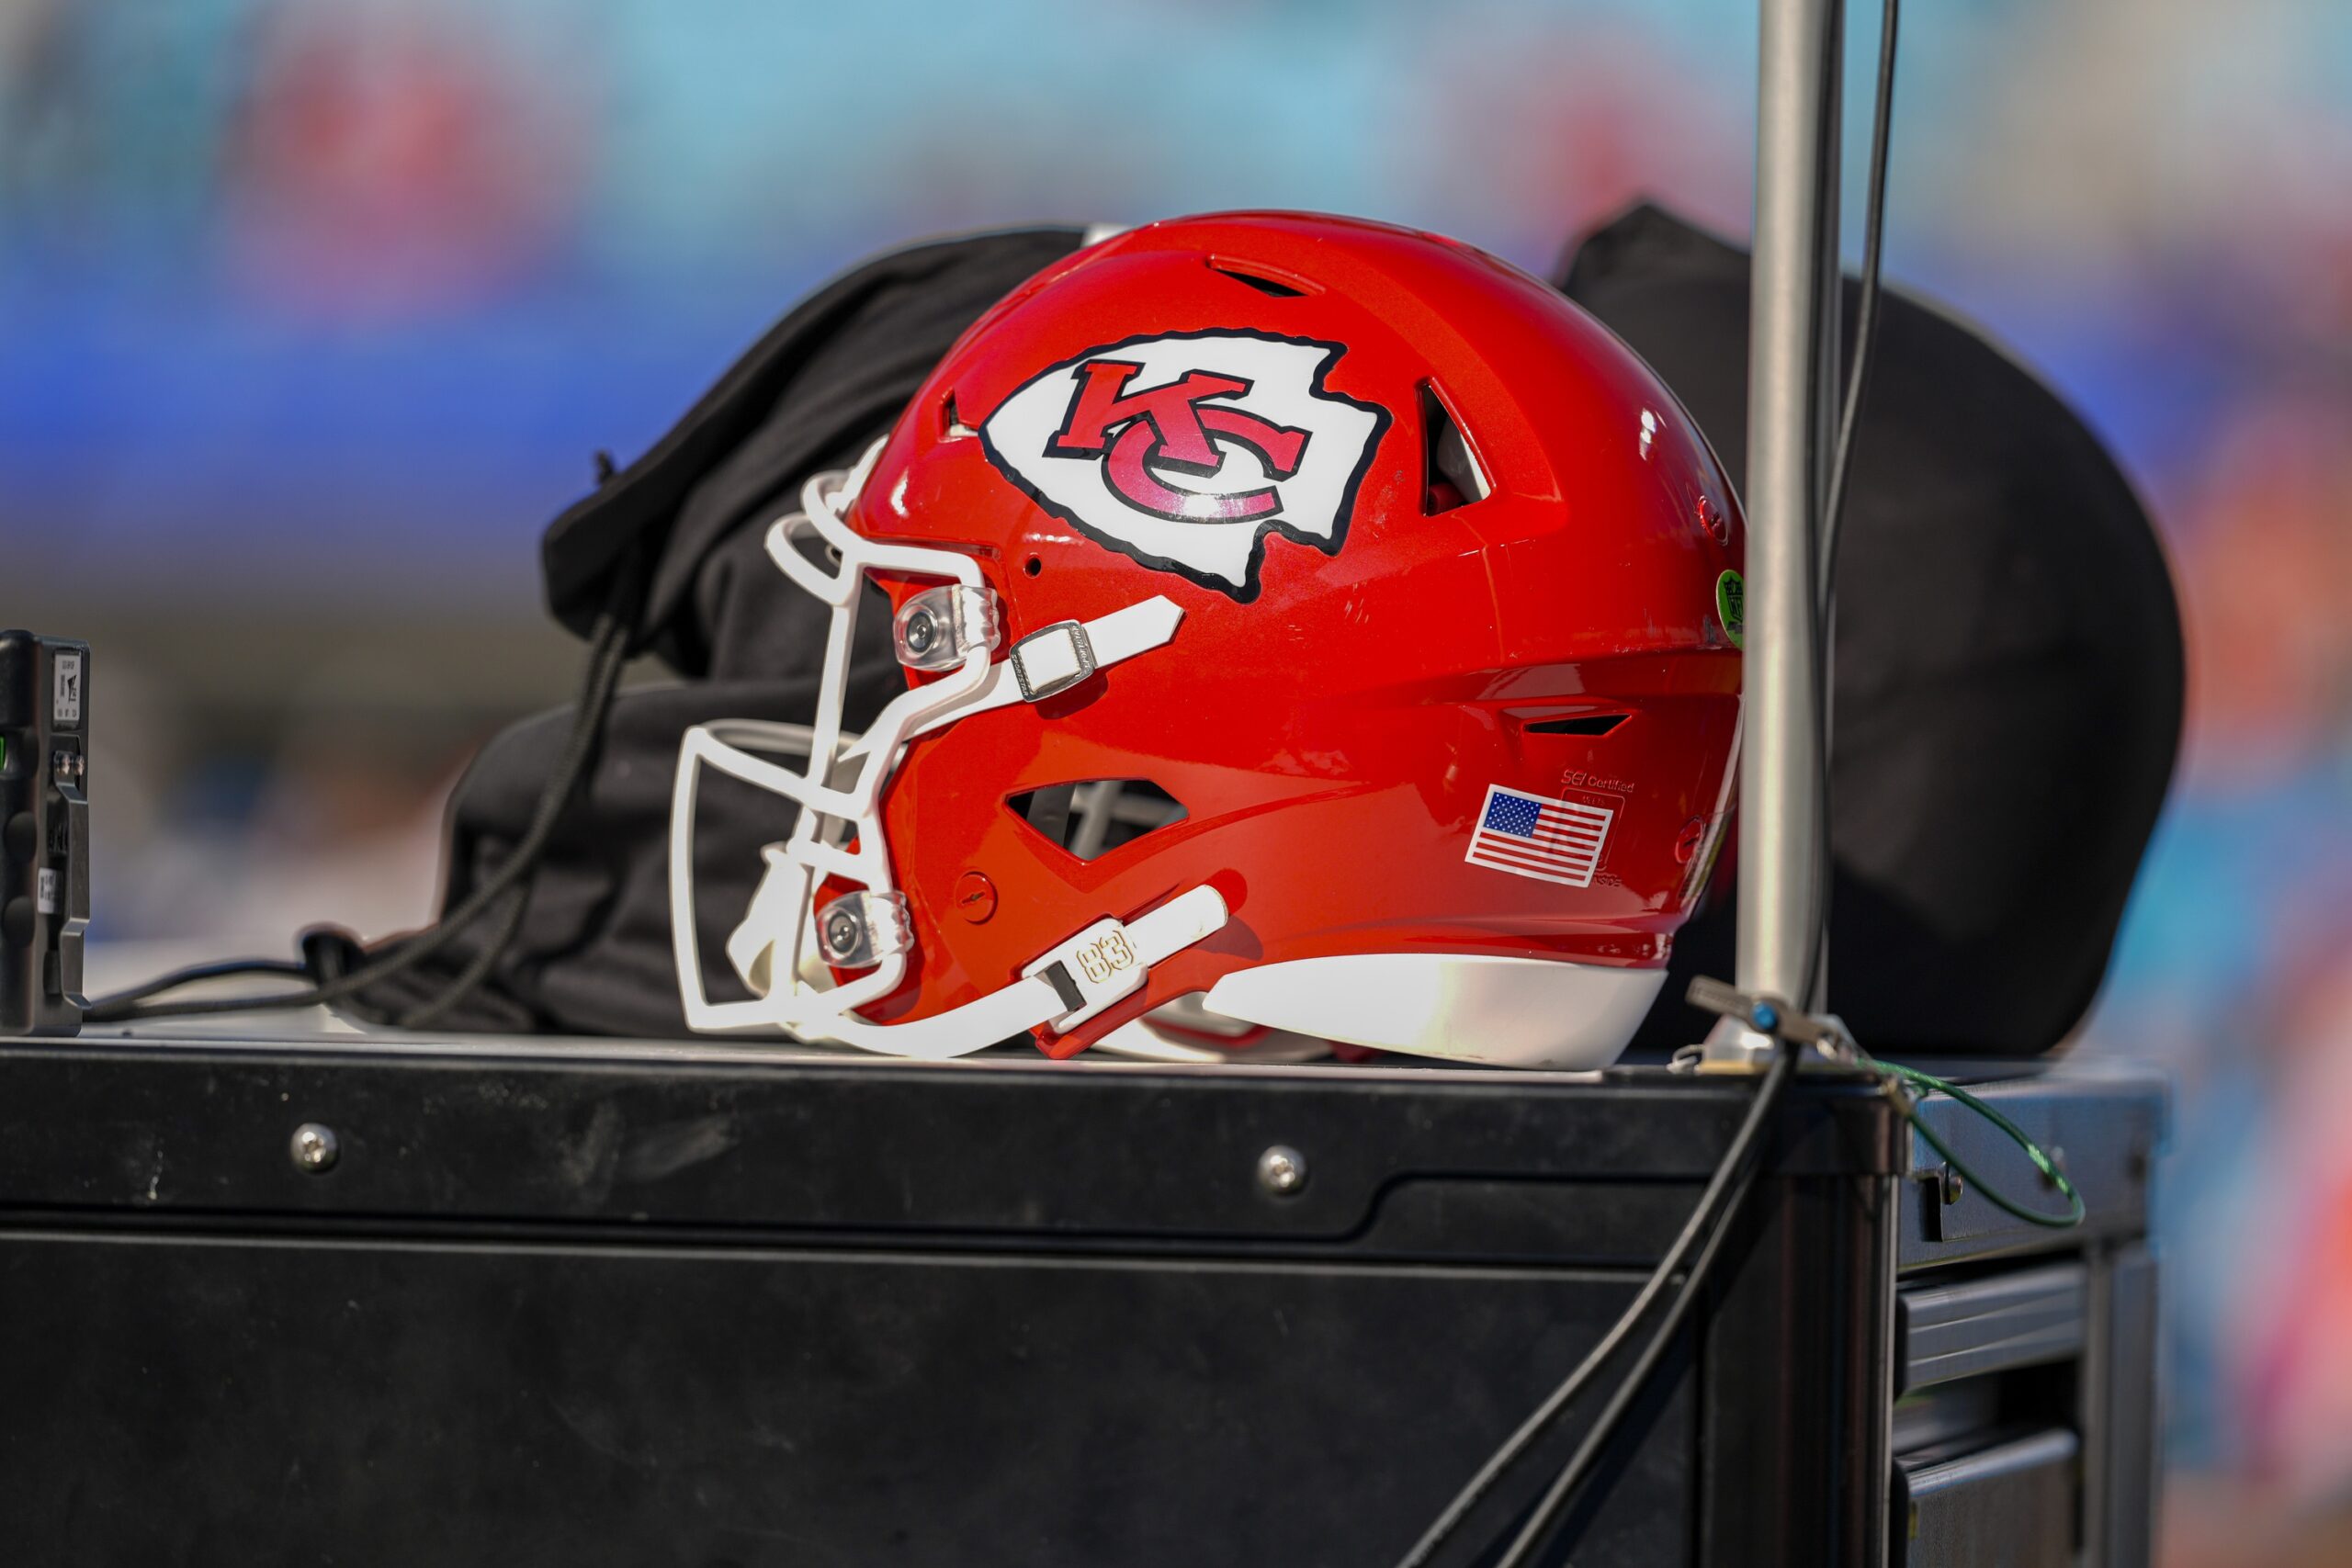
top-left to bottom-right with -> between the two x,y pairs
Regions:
1867,1056 -> 2086,1229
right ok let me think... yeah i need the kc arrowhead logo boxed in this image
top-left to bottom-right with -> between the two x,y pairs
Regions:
980,330 -> 1388,601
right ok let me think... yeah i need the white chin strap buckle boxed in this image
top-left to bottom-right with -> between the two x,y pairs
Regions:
1022,919 -> 1147,1032
1015,885 -> 1232,1041
788,885 -> 1231,1059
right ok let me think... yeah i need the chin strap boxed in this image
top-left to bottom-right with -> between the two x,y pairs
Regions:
675,591 -> 1204,1057
840,596 -> 1185,761
787,885 -> 1230,1060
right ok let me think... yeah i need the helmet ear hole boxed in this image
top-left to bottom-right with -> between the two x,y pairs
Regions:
1007,779 -> 1187,861
1421,382 -> 1490,513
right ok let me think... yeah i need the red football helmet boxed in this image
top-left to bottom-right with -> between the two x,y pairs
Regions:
670,212 -> 1743,1066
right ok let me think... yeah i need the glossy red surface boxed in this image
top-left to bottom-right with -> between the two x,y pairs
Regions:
847,212 -> 1743,1055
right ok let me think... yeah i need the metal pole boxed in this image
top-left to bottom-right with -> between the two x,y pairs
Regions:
1702,0 -> 1845,1069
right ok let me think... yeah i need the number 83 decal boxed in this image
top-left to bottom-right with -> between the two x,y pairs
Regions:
1073,930 -> 1138,985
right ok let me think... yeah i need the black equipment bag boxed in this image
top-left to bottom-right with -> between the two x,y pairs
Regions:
343,226 -> 1088,1033
353,208 -> 2180,1056
1559,205 -> 2183,1055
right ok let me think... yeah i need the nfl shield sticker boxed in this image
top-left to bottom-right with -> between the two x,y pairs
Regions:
1714,570 -> 1745,649
1466,784 -> 1615,888
980,330 -> 1389,601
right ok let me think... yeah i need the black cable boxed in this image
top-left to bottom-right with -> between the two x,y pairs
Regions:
1402,6 -> 1905,1562
395,882 -> 529,1030
1389,1043 -> 1797,1568
1818,0 -> 1900,616
1804,0 -> 1899,1013
1492,1052 -> 1792,1565
364,606 -> 631,1027
89,619 -> 623,1022
85,554 -> 642,1026
80,956 -> 311,1012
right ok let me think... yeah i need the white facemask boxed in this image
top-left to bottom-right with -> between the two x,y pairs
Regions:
667,440 -> 1228,1058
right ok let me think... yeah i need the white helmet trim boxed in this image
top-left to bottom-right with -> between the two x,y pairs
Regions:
1203,952 -> 1665,1069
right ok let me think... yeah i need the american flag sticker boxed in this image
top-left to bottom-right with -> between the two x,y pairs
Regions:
1465,784 -> 1614,888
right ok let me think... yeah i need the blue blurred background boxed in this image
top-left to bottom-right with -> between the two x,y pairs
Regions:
5,2 -> 2349,1556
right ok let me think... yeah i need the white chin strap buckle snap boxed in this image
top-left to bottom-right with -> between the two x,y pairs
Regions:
1013,886 -> 1231,1038
1010,620 -> 1098,702
1021,918 -> 1148,1032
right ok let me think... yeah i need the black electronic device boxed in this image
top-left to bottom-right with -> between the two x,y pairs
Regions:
0,631 -> 89,1037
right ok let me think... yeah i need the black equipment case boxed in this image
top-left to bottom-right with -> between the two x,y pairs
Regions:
0,1031 -> 2159,1567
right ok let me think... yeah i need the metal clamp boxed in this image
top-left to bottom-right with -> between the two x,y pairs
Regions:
893,584 -> 1001,672
1685,976 -> 1861,1068
1009,620 -> 1098,703
814,890 -> 913,970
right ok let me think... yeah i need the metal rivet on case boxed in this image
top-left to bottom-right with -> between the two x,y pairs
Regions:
291,1122 -> 340,1174
1256,1145 -> 1308,1196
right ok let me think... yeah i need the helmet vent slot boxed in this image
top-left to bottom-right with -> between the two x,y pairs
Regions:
1522,713 -> 1628,737
940,393 -> 978,440
1205,257 -> 1315,298
1007,779 -> 1187,861
1421,382 -> 1491,513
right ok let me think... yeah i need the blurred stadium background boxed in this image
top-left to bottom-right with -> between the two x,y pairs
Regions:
4,1 -> 2348,1558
